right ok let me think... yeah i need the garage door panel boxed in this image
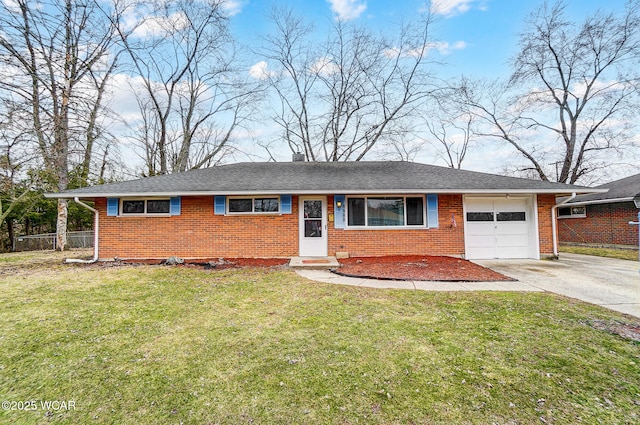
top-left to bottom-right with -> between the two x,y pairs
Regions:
468,222 -> 495,235
496,245 -> 530,258
496,234 -> 529,246
465,197 -> 534,260
495,222 -> 528,234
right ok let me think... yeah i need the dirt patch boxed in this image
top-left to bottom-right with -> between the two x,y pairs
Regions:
588,320 -> 640,342
335,255 -> 516,282
96,258 -> 289,270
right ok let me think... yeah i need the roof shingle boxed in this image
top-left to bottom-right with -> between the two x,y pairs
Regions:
567,172 -> 640,204
47,161 -> 603,198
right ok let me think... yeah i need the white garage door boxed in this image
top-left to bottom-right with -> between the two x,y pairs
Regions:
465,197 -> 535,259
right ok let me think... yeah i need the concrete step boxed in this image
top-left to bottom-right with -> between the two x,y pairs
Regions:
289,256 -> 340,270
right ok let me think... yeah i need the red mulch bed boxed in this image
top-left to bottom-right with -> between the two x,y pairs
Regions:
335,255 -> 516,282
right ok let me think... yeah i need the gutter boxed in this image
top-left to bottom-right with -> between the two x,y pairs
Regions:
65,197 -> 99,264
551,192 -> 576,257
45,188 -> 609,199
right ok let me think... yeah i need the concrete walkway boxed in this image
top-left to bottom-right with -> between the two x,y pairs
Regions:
294,253 -> 640,319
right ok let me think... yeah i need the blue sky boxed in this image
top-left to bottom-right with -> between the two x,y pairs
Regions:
229,0 -> 631,80
216,0 -> 635,182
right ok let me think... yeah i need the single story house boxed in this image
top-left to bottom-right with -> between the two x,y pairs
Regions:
558,173 -> 640,248
46,161 -> 603,261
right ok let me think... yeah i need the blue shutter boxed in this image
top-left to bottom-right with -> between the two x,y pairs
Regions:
214,196 -> 226,215
334,195 -> 345,229
426,194 -> 438,228
170,197 -> 181,215
280,195 -> 292,214
107,198 -> 119,216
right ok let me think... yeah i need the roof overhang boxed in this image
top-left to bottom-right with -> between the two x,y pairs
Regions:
561,196 -> 637,207
45,188 -> 608,199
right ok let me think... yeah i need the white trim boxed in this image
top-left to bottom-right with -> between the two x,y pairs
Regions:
45,188 -> 608,199
560,197 -> 634,207
532,195 -> 541,260
557,205 -> 587,218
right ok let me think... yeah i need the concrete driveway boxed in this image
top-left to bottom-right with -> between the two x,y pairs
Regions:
474,253 -> 640,319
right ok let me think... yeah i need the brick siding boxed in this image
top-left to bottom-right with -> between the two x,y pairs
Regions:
97,196 -> 298,259
96,194 -> 552,260
328,194 -> 465,257
558,201 -> 639,246
537,194 -> 556,257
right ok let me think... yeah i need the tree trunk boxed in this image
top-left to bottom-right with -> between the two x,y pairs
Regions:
56,198 -> 68,251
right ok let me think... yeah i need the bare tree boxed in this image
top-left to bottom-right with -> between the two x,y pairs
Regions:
259,7 -> 437,161
0,101 -> 40,229
458,1 -> 640,183
0,0 -> 125,249
118,0 -> 260,175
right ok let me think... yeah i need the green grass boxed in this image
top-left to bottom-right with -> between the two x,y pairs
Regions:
1,252 -> 639,424
560,245 -> 639,261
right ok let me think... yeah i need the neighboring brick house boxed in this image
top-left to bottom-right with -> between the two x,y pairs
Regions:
46,161 -> 601,260
558,173 -> 640,248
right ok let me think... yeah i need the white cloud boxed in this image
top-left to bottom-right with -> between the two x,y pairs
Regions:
326,0 -> 367,21
430,0 -> 476,17
385,40 -> 466,58
310,57 -> 340,76
221,0 -> 246,17
1,0 -> 20,13
131,11 -> 189,38
249,61 -> 275,80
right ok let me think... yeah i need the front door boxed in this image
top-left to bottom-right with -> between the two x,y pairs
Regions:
299,196 -> 328,256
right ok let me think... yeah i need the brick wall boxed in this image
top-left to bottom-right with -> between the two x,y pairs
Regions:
328,194 -> 465,257
97,196 -> 299,259
558,201 -> 639,246
537,194 -> 556,256
95,194 -> 552,259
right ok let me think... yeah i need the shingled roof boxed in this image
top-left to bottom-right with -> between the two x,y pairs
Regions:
566,173 -> 640,205
46,161 -> 604,198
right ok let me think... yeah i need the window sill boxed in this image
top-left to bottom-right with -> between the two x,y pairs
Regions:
118,214 -> 172,218
343,225 -> 432,230
225,212 -> 282,216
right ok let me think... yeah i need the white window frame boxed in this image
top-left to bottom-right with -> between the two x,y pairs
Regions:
557,205 -> 587,219
226,196 -> 280,215
119,198 -> 171,216
345,195 -> 427,229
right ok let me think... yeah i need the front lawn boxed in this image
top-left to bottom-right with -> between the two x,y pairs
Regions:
560,244 -> 639,261
1,252 -> 639,424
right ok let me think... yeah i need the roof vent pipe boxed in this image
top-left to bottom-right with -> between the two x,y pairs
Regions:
292,152 -> 305,162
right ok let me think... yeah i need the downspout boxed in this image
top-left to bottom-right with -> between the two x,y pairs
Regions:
551,192 -> 576,257
65,197 -> 99,264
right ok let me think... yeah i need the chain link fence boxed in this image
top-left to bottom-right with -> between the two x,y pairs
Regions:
13,231 -> 94,252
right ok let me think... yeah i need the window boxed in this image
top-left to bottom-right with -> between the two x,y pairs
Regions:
228,197 -> 279,214
348,198 -> 366,226
121,199 -> 170,215
466,212 -> 494,222
147,200 -> 171,214
346,196 -> 427,228
558,206 -> 586,218
497,211 -> 526,221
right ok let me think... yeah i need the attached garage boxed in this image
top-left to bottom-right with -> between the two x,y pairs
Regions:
464,196 -> 539,259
